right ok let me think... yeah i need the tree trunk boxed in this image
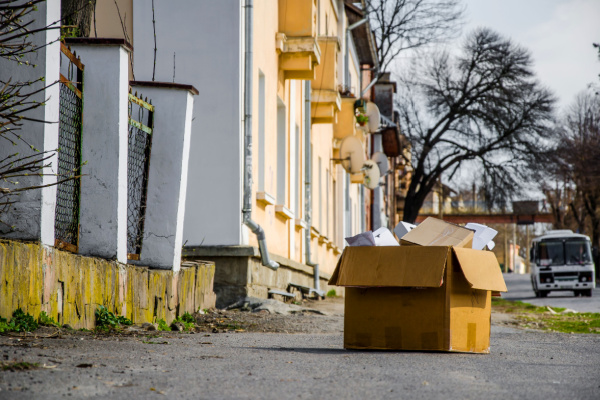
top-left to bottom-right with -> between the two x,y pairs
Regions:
62,0 -> 97,37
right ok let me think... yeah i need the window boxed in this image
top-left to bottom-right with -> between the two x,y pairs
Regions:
318,156 -> 322,230
295,124 -> 300,217
326,168 -> 330,237
258,71 -> 265,191
277,98 -> 287,205
333,179 -> 337,245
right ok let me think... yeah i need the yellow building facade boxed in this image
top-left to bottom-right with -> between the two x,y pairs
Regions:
93,0 -> 374,306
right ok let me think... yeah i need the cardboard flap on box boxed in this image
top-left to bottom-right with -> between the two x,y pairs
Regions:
453,247 -> 508,292
400,217 -> 474,248
329,246 -> 449,287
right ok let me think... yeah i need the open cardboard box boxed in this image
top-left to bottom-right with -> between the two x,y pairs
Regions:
331,218 -> 507,353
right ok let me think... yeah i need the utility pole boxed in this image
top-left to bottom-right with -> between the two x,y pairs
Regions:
513,224 -> 517,273
504,224 -> 508,273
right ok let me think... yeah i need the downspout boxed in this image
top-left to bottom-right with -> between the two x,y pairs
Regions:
360,71 -> 380,98
304,80 -> 320,291
242,0 -> 278,270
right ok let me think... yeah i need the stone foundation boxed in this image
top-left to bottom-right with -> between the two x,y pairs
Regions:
183,246 -> 341,308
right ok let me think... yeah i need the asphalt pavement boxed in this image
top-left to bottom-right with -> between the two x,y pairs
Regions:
502,273 -> 600,313
1,275 -> 599,399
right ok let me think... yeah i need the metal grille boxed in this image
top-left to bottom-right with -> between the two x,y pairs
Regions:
55,44 -> 84,252
127,91 -> 154,258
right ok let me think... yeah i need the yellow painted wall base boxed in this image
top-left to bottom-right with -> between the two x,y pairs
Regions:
0,240 -> 216,329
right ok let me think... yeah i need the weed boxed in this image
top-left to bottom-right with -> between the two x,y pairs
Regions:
156,319 -> 171,331
326,289 -> 337,298
95,306 -> 133,331
0,309 -> 39,333
1,361 -> 39,371
38,311 -> 59,327
171,312 -> 196,331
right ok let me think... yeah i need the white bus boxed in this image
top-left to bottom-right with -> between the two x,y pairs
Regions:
529,230 -> 595,298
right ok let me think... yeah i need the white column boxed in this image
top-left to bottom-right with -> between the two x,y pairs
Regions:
68,40 -> 131,263
0,0 -> 60,244
129,82 -> 197,271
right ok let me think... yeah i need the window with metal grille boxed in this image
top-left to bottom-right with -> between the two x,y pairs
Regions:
126,90 -> 154,260
54,43 -> 84,253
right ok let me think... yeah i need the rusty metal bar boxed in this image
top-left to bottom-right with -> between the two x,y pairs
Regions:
59,73 -> 82,98
128,117 -> 152,135
128,93 -> 154,112
60,42 -> 84,71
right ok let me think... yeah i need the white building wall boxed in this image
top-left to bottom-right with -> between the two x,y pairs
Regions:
132,0 -> 243,246
0,0 -> 60,244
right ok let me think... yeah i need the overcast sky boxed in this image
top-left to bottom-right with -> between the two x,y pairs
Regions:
464,0 -> 600,112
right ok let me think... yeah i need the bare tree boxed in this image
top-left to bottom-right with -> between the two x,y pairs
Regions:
545,90 -> 600,250
61,0 -> 96,37
396,28 -> 555,223
365,0 -> 465,71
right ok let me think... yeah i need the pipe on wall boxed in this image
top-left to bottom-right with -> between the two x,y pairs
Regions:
242,0 -> 278,270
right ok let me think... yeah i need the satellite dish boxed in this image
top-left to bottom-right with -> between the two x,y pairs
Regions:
362,160 -> 381,189
372,152 -> 390,176
366,102 -> 381,133
339,136 -> 366,173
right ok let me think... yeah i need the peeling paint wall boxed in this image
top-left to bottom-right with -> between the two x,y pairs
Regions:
0,240 -> 216,329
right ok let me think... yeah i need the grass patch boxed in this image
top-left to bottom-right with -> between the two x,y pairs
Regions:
326,289 -> 337,298
492,298 -> 565,314
1,361 -> 39,371
493,298 -> 600,334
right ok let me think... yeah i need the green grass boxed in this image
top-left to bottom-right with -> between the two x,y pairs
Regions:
94,306 -> 133,331
493,298 -> 600,334
1,361 -> 39,371
326,289 -> 337,298
492,298 -> 566,314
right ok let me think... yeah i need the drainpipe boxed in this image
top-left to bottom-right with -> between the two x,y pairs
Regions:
344,18 -> 368,91
360,71 -> 380,98
242,0 -> 278,270
303,81 -> 320,291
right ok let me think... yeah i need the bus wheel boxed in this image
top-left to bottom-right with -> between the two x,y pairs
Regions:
583,289 -> 593,297
539,290 -> 549,298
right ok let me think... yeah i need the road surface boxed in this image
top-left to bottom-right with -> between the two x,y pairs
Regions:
502,273 -> 600,313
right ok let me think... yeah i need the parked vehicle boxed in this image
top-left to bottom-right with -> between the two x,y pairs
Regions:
530,230 -> 595,297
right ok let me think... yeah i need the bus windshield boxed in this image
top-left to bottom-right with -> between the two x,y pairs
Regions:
565,240 -> 592,265
537,239 -> 592,266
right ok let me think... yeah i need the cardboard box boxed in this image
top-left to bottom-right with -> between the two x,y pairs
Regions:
329,246 -> 507,353
400,217 -> 474,248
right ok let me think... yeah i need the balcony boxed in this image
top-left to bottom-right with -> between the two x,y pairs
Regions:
278,0 -> 317,37
277,33 -> 321,80
311,36 -> 341,124
333,96 -> 357,139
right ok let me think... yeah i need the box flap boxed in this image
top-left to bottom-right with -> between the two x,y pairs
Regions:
453,247 -> 508,292
329,246 -> 449,288
401,217 -> 474,248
